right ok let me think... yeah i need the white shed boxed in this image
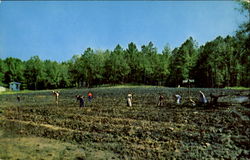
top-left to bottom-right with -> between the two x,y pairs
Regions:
9,82 -> 21,91
0,86 -> 6,92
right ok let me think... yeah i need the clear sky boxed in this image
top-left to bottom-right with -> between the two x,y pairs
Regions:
0,1 -> 246,62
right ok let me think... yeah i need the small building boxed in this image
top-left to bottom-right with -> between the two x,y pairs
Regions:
0,86 -> 6,92
9,82 -> 21,91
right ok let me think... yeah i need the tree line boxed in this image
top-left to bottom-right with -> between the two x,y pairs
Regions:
0,34 -> 248,89
0,1 -> 249,90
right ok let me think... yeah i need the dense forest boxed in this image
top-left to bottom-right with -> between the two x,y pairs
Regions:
0,1 -> 249,90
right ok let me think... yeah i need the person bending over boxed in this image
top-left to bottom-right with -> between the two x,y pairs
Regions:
76,95 -> 85,108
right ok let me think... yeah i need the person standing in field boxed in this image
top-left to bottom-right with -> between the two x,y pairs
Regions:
127,93 -> 133,107
88,92 -> 93,102
199,91 -> 208,104
175,94 -> 182,105
76,95 -> 85,108
52,91 -> 60,106
157,94 -> 164,106
17,95 -> 21,102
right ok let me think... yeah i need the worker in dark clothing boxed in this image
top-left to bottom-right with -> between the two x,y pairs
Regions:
210,93 -> 219,105
157,94 -> 164,106
209,93 -> 227,106
17,95 -> 21,102
76,95 -> 85,108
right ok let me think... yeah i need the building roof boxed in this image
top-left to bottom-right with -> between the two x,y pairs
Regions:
9,82 -> 21,84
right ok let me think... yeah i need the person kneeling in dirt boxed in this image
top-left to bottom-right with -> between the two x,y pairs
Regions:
199,91 -> 208,104
157,94 -> 164,106
175,94 -> 182,105
188,98 -> 196,106
127,93 -> 133,107
76,95 -> 85,108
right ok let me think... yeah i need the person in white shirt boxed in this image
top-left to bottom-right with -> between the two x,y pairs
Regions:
175,94 -> 182,104
127,93 -> 132,107
199,91 -> 208,104
52,91 -> 60,106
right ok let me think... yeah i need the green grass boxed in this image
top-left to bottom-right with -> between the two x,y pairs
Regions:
0,90 -> 31,95
0,129 -> 118,160
0,84 -> 161,95
92,83 -> 165,89
0,89 -> 53,95
225,86 -> 250,90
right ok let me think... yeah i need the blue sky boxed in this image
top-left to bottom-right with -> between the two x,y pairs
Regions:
0,1 -> 246,62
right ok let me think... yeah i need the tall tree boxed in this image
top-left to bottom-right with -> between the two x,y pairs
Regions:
125,42 -> 141,83
58,62 -> 71,88
43,60 -> 61,88
169,37 -> 198,86
141,42 -> 158,84
4,57 -> 24,85
194,36 -> 242,87
236,0 -> 250,87
24,56 -> 44,90
80,48 -> 107,87
68,55 -> 84,87
104,45 -> 130,84
158,44 -> 171,85
0,59 -> 7,86
91,49 -> 108,85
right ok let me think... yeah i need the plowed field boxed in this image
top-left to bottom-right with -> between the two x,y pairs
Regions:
0,87 -> 249,159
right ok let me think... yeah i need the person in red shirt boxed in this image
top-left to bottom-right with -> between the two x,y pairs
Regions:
88,92 -> 93,102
